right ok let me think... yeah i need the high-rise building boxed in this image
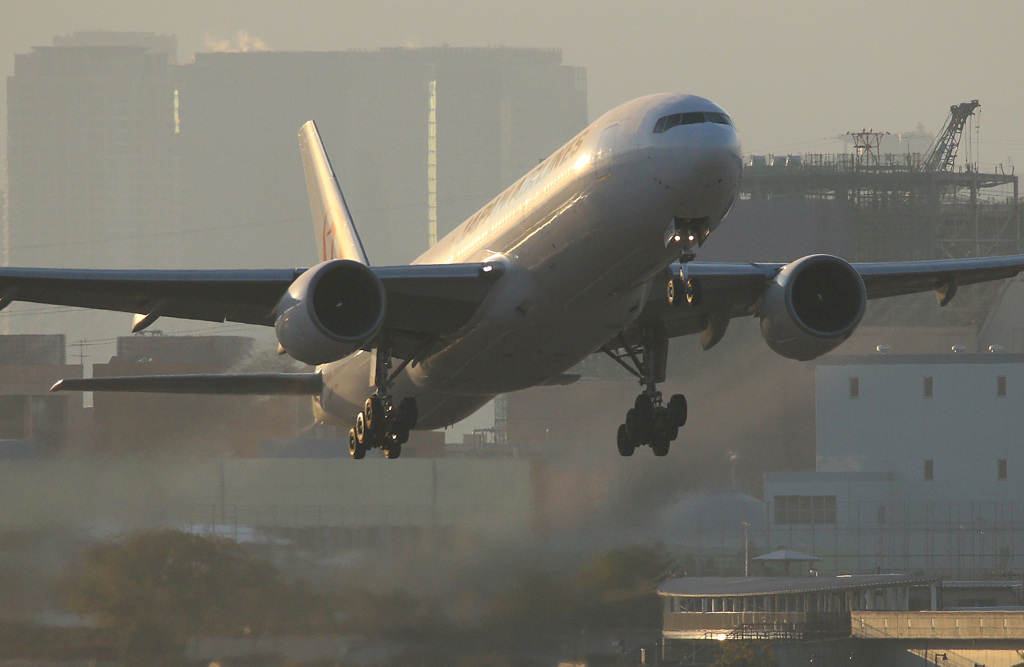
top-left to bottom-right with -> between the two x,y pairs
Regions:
6,33 -> 180,349
7,34 -> 179,269
177,47 -> 587,268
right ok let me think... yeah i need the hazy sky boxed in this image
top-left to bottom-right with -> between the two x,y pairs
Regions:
2,0 -> 1023,169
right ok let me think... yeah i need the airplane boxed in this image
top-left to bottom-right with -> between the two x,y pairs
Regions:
3,92 -> 1024,460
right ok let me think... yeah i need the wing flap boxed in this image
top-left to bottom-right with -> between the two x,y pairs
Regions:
855,256 -> 1024,300
377,263 -> 503,338
51,373 -> 323,395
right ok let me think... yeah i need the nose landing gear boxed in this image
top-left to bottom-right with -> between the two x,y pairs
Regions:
348,334 -> 418,460
666,250 -> 702,307
603,325 -> 687,457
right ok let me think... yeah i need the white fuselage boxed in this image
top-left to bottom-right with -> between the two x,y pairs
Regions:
315,93 -> 743,430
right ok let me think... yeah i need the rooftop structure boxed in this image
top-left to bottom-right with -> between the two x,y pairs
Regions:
660,574 -> 937,641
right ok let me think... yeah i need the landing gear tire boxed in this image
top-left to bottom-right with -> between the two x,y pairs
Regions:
616,424 -> 635,457
355,411 -> 368,445
634,394 -> 655,442
667,275 -> 684,306
667,276 -> 702,307
625,408 -> 641,445
349,427 -> 366,459
684,277 -> 702,306
364,395 -> 384,432
383,437 -> 402,460
668,394 -> 688,428
651,410 -> 672,457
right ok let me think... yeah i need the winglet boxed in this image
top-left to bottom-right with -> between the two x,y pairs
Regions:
299,121 -> 370,265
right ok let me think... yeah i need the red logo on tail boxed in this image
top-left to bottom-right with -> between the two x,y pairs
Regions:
321,214 -> 336,261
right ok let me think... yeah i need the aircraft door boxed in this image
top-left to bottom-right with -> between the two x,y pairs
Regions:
594,123 -> 619,177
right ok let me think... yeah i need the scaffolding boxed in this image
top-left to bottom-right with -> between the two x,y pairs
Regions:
741,149 -> 1020,328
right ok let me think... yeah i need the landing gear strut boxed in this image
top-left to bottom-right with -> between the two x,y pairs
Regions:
603,325 -> 687,457
348,333 -> 418,460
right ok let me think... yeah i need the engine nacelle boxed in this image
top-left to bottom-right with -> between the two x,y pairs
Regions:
759,254 -> 866,361
275,260 -> 387,365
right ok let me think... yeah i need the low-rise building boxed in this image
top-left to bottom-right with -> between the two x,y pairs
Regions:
0,334 -> 85,456
660,575 -> 1024,667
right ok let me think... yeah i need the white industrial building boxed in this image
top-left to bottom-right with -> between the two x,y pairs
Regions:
763,351 -> 1024,577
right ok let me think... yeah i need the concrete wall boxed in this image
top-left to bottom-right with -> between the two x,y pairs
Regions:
0,457 -> 534,536
853,610 -> 1024,640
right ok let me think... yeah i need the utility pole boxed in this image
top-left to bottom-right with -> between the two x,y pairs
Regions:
743,520 -> 751,577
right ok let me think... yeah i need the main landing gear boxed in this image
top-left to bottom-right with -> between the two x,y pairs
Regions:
616,392 -> 687,457
603,325 -> 687,457
348,336 -> 418,460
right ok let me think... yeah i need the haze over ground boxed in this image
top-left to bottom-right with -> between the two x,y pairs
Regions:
1,0 -> 1023,170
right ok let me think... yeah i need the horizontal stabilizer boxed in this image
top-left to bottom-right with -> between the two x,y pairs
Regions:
51,373 -> 323,395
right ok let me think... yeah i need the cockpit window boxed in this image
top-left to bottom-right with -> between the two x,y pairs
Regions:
653,111 -> 734,133
705,112 -> 733,126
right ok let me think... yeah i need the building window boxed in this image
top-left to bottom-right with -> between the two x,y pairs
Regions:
998,376 -> 1007,397
924,459 -> 934,481
999,459 -> 1008,480
923,376 -> 933,398
849,377 -> 859,398
774,495 -> 837,525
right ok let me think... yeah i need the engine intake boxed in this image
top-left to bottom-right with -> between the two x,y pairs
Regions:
275,260 -> 387,365
759,255 -> 866,361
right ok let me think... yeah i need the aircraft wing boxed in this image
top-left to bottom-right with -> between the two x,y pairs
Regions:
0,262 -> 503,359
629,254 -> 1024,347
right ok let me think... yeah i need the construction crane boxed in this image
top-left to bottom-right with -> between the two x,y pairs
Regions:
921,100 -> 979,172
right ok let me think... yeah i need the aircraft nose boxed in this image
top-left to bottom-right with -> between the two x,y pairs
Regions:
652,121 -> 742,193
690,120 -> 741,170
695,128 -> 743,187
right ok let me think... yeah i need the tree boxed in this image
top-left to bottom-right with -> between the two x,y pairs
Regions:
710,641 -> 777,667
65,529 -> 328,662
570,545 -> 671,630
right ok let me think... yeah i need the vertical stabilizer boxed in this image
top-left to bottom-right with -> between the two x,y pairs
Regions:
298,121 -> 371,265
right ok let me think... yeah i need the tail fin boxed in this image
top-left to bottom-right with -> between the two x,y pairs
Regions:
298,121 -> 370,265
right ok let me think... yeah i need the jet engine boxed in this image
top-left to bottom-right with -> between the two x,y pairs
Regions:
758,254 -> 866,361
275,260 -> 387,365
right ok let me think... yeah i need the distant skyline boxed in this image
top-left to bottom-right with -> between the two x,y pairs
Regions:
2,0 -> 1023,172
